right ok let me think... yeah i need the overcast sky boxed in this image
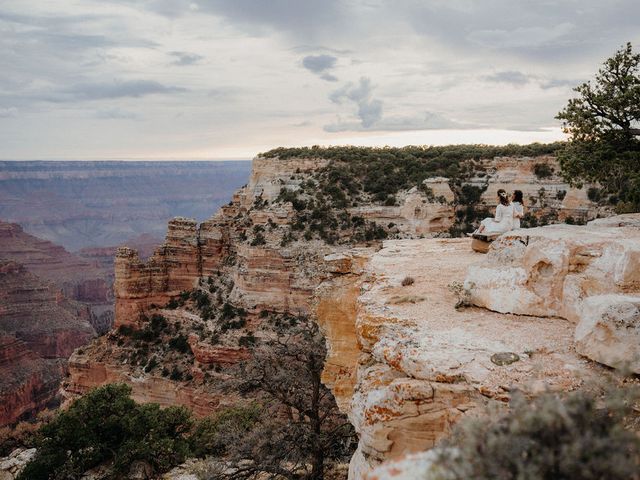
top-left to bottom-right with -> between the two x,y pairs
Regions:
1,1 -> 639,160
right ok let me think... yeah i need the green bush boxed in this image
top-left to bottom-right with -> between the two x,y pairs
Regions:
533,163 -> 554,179
17,384 -> 193,480
189,404 -> 262,458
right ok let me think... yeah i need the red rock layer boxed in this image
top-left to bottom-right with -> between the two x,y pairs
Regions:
64,353 -> 220,418
0,260 -> 96,426
0,222 -> 110,303
0,334 -> 64,426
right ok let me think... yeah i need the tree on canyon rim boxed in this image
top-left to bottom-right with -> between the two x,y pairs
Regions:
556,42 -> 640,212
193,317 -> 356,480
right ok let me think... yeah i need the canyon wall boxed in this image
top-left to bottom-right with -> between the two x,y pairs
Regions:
0,260 -> 95,425
0,222 -> 110,304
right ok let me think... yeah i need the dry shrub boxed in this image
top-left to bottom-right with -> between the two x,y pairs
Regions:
435,387 -> 640,480
401,276 -> 415,286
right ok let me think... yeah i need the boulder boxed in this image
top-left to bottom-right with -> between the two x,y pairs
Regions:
574,295 -> 640,373
465,219 -> 640,322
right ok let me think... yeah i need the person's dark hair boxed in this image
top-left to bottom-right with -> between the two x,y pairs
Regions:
512,190 -> 524,205
497,189 -> 509,206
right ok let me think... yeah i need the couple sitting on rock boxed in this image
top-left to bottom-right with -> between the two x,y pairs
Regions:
471,189 -> 524,236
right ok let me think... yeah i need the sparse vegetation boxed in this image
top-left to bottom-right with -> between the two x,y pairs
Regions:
533,163 -> 554,179
435,387 -> 640,480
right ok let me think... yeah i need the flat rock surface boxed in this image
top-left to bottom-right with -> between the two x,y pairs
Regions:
360,238 -> 599,395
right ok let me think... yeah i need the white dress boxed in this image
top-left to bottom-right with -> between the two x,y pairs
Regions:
480,203 -> 514,234
512,202 -> 524,229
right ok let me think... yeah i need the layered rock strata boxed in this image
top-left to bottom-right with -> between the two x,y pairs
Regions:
0,260 -> 94,425
316,238 -> 603,478
64,351 -> 221,418
0,335 -> 63,426
0,222 -> 110,303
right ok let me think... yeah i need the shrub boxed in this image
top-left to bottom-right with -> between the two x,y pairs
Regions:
17,384 -> 193,480
401,276 -> 415,286
189,404 -> 262,458
587,186 -> 602,202
169,367 -> 183,381
533,162 -> 554,179
144,356 -> 158,373
435,388 -> 640,480
169,334 -> 191,354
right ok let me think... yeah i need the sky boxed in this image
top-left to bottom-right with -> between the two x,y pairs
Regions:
1,1 -> 639,160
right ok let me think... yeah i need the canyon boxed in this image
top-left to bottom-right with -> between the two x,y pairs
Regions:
0,260 -> 95,425
0,160 -> 252,251
5,147 -> 632,478
60,148 -> 630,480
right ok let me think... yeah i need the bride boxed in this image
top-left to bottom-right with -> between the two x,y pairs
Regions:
472,189 -> 514,235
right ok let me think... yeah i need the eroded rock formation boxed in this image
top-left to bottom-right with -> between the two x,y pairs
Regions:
0,260 -> 95,425
465,215 -> 640,372
315,238 -> 608,478
0,222 -> 110,303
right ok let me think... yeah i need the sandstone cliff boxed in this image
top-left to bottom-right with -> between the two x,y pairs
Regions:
0,260 -> 95,426
315,238 -> 610,478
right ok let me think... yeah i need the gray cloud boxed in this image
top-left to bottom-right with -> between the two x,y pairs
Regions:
94,108 -> 138,119
135,0 -> 346,41
302,54 -> 337,73
325,111 -> 473,133
169,51 -> 204,66
330,77 -> 383,128
302,54 -> 338,82
49,80 -> 186,102
483,71 -> 533,86
0,107 -> 18,118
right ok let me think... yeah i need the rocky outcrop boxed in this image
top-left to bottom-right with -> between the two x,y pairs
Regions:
63,352 -> 220,418
0,260 -> 95,426
188,334 -> 250,365
465,215 -> 640,372
0,335 -> 63,426
0,222 -> 110,303
470,155 -> 600,222
316,238 -> 603,478
0,448 -> 37,480
574,295 -> 640,373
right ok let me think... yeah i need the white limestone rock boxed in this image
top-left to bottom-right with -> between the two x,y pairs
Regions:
465,219 -> 640,323
575,295 -> 640,373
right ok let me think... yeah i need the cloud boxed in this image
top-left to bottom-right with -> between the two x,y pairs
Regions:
324,111 -> 473,133
57,80 -> 186,102
0,107 -> 18,118
94,108 -> 138,119
302,54 -> 336,73
482,71 -> 532,86
539,78 -> 581,90
169,51 -> 204,66
137,0 -> 346,41
467,22 -> 576,49
329,77 -> 383,128
302,54 -> 338,81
